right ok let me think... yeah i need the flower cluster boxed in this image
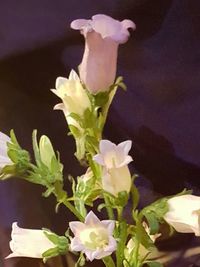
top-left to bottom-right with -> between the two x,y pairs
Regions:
0,13 -> 199,267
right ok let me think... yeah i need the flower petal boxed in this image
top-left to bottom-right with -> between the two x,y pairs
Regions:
70,237 -> 85,251
101,220 -> 115,235
118,140 -> 132,155
85,211 -> 101,225
69,221 -> 85,235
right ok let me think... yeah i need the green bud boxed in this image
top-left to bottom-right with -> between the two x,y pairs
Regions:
39,135 -> 56,168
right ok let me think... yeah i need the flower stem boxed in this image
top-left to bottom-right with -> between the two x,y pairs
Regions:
103,256 -> 116,267
62,199 -> 84,222
104,194 -> 115,220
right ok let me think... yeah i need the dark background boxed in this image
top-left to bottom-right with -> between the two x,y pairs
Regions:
0,0 -> 200,266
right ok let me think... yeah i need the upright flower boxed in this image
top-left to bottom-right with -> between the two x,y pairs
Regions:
93,140 -> 133,196
71,14 -> 136,94
0,132 -> 12,170
69,211 -> 116,261
51,70 -> 91,128
6,222 -> 56,258
164,194 -> 200,236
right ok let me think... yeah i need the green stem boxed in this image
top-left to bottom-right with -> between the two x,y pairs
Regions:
103,256 -> 116,267
117,207 -> 123,222
104,194 -> 114,220
130,238 -> 140,267
63,199 -> 84,222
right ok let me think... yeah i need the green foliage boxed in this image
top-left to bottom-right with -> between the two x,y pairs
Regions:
42,230 -> 69,261
131,174 -> 140,210
0,130 -> 31,179
142,197 -> 169,235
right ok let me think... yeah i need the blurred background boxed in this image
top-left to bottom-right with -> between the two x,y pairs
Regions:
0,0 -> 200,266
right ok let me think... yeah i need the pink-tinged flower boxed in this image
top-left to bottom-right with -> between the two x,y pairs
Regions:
69,211 -> 116,261
93,140 -> 133,169
6,222 -> 56,259
71,14 -> 136,94
164,195 -> 200,236
0,132 -> 12,170
51,70 -> 91,128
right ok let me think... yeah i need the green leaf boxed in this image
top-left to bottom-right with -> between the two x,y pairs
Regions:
32,130 -> 40,166
144,212 -> 159,235
68,124 -> 82,138
131,174 -> 140,210
135,220 -> 154,250
10,129 -> 20,146
75,253 -> 85,267
68,112 -> 83,126
94,91 -> 109,107
42,247 -> 59,259
142,197 -> 169,224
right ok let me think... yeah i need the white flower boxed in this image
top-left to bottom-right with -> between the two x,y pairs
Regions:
0,132 -> 12,170
69,211 -> 116,261
93,140 -> 133,169
102,165 -> 132,196
164,194 -> 200,236
71,14 -> 136,94
93,140 -> 133,196
6,222 -> 56,258
51,70 -> 91,128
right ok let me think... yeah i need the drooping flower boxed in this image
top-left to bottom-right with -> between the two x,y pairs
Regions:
93,140 -> 133,196
164,194 -> 200,236
51,70 -> 91,128
0,132 -> 12,170
6,222 -> 56,258
69,211 -> 116,261
71,14 -> 136,94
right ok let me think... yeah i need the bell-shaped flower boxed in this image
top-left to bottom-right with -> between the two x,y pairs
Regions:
71,14 -> 136,94
51,70 -> 91,128
69,211 -> 116,261
6,222 -> 56,258
164,194 -> 200,236
102,165 -> 132,197
93,140 -> 133,196
0,132 -> 12,170
93,140 -> 133,169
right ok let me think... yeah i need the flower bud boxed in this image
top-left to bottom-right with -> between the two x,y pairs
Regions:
39,135 -> 56,168
71,14 -> 136,94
